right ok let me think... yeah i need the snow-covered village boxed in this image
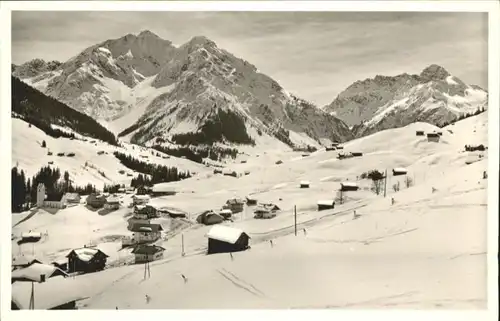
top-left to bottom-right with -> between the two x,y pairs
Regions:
3,5 -> 497,314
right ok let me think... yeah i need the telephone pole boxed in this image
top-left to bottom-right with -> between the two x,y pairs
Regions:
294,205 -> 297,236
181,233 -> 185,256
384,169 -> 388,198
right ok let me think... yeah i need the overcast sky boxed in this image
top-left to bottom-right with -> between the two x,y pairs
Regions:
11,11 -> 488,106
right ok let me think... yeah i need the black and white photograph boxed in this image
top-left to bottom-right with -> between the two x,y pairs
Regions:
1,0 -> 498,318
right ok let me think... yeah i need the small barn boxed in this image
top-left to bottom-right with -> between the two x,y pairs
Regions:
151,184 -> 177,197
350,152 -> 363,157
157,207 -> 187,218
86,193 -> 106,209
130,223 -> 164,243
66,247 -> 108,274
246,196 -> 257,206
427,133 -> 440,143
392,167 -> 408,176
340,182 -> 359,192
206,225 -> 250,255
213,169 -> 223,174
104,195 -> 120,210
20,231 -> 42,243
275,160 -> 283,165
223,198 -> 245,213
196,211 -> 224,225
416,130 -> 425,136
131,245 -> 166,264
300,180 -> 310,188
223,171 -> 238,178
317,200 -> 335,211
326,146 -> 336,151
12,263 -> 68,283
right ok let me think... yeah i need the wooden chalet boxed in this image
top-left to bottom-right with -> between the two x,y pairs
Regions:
416,130 -> 425,136
300,181 -> 310,188
66,247 -> 108,274
12,263 -> 68,283
131,245 -> 166,264
392,167 -> 408,176
196,211 -> 224,225
223,198 -> 245,213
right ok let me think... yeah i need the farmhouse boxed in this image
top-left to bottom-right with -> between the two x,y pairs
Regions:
130,223 -> 164,243
133,195 -> 150,205
86,193 -> 106,209
427,133 -> 440,143
254,207 -> 277,219
134,204 -> 158,218
11,263 -> 68,283
223,198 -> 245,213
62,193 -> 81,205
392,167 -> 408,176
66,247 -> 108,274
300,181 -> 310,188
151,184 -> 177,196
131,245 -> 166,264
340,182 -> 359,192
156,207 -> 187,218
350,152 -> 363,157
196,211 -> 224,225
104,195 -> 120,210
206,225 -> 251,254
317,200 -> 335,211
416,130 -> 425,136
11,276 -> 88,310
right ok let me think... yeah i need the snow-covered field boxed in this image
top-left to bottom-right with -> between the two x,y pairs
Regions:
12,118 -> 209,189
11,111 -> 489,309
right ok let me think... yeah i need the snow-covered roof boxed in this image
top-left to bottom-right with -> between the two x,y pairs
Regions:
11,263 -> 68,282
317,200 -> 335,206
67,247 -> 107,262
300,180 -> 310,185
226,198 -> 245,205
106,196 -> 120,203
219,209 -> 233,215
64,193 -> 80,200
12,276 -> 89,309
341,182 -> 358,187
21,232 -> 42,239
206,225 -> 249,244
12,255 -> 39,266
393,167 -> 408,173
152,184 -> 176,193
133,195 -> 150,200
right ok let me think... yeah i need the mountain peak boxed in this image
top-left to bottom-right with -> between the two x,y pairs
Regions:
419,64 -> 450,82
137,30 -> 160,38
186,35 -> 216,48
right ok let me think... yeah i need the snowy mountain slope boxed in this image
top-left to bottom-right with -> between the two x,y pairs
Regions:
15,31 -> 353,149
11,111 -> 488,309
324,64 -> 488,137
12,118 -> 209,189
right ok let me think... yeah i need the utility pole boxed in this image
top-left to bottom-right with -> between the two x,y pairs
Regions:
181,233 -> 185,256
294,205 -> 297,236
29,282 -> 35,309
144,259 -> 151,280
384,169 -> 388,198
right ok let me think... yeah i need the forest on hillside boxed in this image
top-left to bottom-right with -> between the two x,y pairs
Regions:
11,76 -> 118,145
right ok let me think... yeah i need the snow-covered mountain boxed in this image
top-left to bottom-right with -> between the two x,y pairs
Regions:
13,31 -> 353,149
324,64 -> 488,137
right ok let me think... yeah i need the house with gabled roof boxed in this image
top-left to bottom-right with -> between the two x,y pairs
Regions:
11,263 -> 68,283
66,246 -> 108,274
130,223 -> 164,243
131,245 -> 166,263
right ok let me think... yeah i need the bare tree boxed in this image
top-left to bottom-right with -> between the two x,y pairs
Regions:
392,181 -> 400,192
371,178 -> 384,195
